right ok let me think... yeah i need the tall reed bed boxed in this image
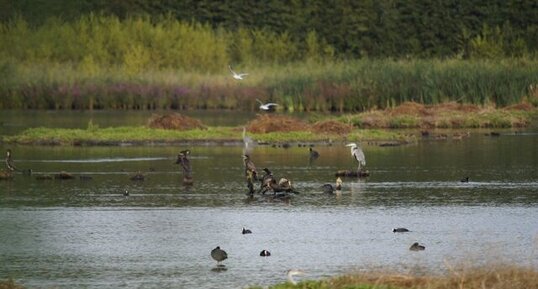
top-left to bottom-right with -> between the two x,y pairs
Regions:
3,58 -> 536,111
0,15 -> 537,111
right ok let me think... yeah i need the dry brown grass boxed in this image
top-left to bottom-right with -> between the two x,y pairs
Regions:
311,120 -> 353,135
325,265 -> 538,289
390,102 -> 429,116
245,114 -> 309,133
147,113 -> 206,130
504,102 -> 535,111
0,279 -> 24,289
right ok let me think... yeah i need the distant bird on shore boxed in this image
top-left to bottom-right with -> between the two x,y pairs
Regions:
242,227 -> 252,234
123,190 -> 129,196
346,143 -> 366,171
460,176 -> 469,183
256,99 -> 278,111
229,65 -> 248,80
409,242 -> 426,251
392,228 -> 410,233
259,249 -> 271,257
286,269 -> 305,285
211,246 -> 228,265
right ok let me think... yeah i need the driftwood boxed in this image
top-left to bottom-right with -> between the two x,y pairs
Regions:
54,171 -> 75,180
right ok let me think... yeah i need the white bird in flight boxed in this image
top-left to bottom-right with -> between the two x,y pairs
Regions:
256,99 -> 278,111
346,143 -> 366,171
229,65 -> 248,80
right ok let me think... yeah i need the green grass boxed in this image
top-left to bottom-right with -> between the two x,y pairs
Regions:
1,126 -> 408,146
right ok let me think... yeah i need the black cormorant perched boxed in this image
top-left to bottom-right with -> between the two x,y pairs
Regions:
243,154 -> 258,195
242,227 -> 252,234
259,250 -> 271,257
5,149 -> 17,172
211,246 -> 228,264
460,176 -> 469,183
309,147 -> 319,159
409,242 -> 426,251
176,149 -> 193,185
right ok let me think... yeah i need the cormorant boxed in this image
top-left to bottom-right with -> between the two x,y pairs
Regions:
176,149 -> 193,185
309,147 -> 320,159
259,250 -> 271,257
242,227 -> 252,234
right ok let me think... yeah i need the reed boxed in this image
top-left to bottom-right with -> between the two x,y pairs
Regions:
0,16 -> 537,111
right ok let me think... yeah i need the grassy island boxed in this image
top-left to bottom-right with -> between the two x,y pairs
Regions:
2,103 -> 536,146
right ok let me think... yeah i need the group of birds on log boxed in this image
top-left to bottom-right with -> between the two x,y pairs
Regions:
243,154 -> 300,197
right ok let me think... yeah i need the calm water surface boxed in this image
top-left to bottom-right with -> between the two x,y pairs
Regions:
1,113 -> 537,288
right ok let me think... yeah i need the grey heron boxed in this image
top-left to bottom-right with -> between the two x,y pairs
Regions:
211,246 -> 228,264
229,65 -> 248,80
256,99 -> 278,111
409,242 -> 425,251
392,228 -> 410,233
242,127 -> 254,149
346,143 -> 366,171
286,269 -> 305,285
242,227 -> 252,234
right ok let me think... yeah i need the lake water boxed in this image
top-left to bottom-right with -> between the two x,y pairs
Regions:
1,111 -> 537,288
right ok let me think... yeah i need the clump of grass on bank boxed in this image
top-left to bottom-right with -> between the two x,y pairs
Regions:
254,265 -> 538,289
341,101 -> 537,129
0,279 -> 24,289
147,113 -> 206,130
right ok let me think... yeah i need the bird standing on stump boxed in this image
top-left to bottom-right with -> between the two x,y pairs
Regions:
243,155 -> 258,195
346,143 -> 366,172
176,149 -> 193,185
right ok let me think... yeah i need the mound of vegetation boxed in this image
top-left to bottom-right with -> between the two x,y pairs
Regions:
147,113 -> 206,130
311,120 -> 353,135
246,114 -> 309,133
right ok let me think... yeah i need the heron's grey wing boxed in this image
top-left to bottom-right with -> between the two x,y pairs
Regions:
353,148 -> 366,166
